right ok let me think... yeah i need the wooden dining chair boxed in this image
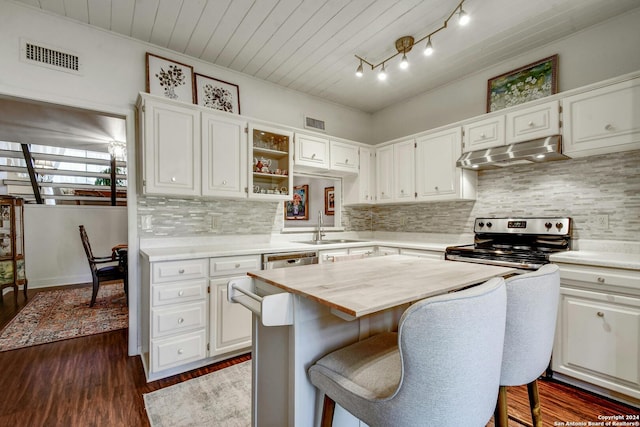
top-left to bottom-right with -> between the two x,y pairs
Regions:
78,225 -> 126,307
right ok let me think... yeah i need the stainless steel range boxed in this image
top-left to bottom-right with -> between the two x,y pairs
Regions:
445,217 -> 572,270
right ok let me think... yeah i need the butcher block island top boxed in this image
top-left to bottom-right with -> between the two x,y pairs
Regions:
248,255 -> 517,318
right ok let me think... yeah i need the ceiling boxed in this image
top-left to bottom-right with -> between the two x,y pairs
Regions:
12,0 -> 640,114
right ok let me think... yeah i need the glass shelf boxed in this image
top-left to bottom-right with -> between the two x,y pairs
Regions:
249,124 -> 293,199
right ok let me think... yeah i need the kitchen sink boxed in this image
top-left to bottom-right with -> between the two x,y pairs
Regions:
295,239 -> 365,245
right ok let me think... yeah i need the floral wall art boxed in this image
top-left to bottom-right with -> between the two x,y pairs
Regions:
195,73 -> 240,114
146,53 -> 194,103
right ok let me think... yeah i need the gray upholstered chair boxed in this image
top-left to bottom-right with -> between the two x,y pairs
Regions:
308,277 -> 507,427
494,264 -> 561,427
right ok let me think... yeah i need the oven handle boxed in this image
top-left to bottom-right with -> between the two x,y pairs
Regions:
445,254 -> 542,271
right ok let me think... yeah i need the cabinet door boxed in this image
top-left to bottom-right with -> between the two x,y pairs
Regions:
376,145 -> 394,203
462,115 -> 505,152
343,146 -> 374,205
201,112 -> 247,198
249,124 -> 293,200
563,77 -> 640,157
210,278 -> 252,356
416,127 -> 461,200
294,133 -> 330,170
506,100 -> 560,143
143,98 -> 200,196
330,141 -> 359,174
393,140 -> 415,202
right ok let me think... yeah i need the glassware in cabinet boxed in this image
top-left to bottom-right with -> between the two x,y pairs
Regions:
248,124 -> 293,199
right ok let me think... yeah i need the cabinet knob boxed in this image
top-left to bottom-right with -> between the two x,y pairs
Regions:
434,186 -> 439,191
223,180 -> 227,185
178,317 -> 184,324
311,153 -> 316,159
528,121 -> 534,127
178,268 -> 185,274
400,189 -> 404,194
597,311 -> 604,317
235,263 -> 240,268
345,158 -> 349,164
177,348 -> 184,355
597,277 -> 605,283
178,290 -> 184,297
171,177 -> 177,182
604,124 -> 613,131
480,133 -> 486,138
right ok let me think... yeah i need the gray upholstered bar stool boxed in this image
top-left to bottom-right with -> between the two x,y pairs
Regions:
494,264 -> 561,427
308,277 -> 507,427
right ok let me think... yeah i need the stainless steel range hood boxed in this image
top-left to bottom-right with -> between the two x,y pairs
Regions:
456,135 -> 569,170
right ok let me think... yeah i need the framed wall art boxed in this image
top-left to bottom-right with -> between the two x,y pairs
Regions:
324,186 -> 334,216
285,185 -> 308,220
487,55 -> 558,112
195,73 -> 241,114
146,52 -> 195,103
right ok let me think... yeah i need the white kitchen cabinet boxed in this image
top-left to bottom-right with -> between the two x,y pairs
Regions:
563,77 -> 640,157
399,248 -> 443,260
139,95 -> 201,196
552,263 -> 640,401
462,115 -> 505,152
393,140 -> 415,203
505,100 -> 560,143
318,246 -> 375,263
294,132 -> 330,171
249,124 -> 293,199
376,246 -> 400,256
415,127 -> 476,201
329,140 -> 359,175
201,112 -> 247,198
375,145 -> 394,203
344,146 -> 375,205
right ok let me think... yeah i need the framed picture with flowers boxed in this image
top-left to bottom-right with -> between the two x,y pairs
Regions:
195,73 -> 241,114
486,55 -> 558,112
285,185 -> 308,220
146,53 -> 195,103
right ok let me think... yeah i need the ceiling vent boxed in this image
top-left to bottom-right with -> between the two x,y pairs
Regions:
21,39 -> 81,74
304,116 -> 326,132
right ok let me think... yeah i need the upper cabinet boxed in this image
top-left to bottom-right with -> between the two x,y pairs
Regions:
393,139 -> 416,203
562,77 -> 640,157
416,127 -> 476,201
294,133 -> 330,171
139,95 -> 201,196
201,112 -> 247,198
249,124 -> 293,199
343,146 -> 374,206
462,115 -> 505,152
329,140 -> 359,175
375,145 -> 394,203
505,100 -> 560,143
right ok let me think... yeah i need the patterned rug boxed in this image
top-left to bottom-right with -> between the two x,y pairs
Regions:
0,283 -> 128,352
144,360 -> 252,427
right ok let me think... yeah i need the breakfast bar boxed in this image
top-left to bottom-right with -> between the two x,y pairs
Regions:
228,255 -> 516,426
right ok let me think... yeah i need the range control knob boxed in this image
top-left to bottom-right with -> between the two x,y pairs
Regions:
545,222 -> 552,229
556,222 -> 564,230
478,222 -> 485,228
486,222 -> 493,228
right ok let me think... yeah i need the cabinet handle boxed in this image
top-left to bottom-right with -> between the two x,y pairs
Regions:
604,124 -> 613,131
434,186 -> 439,191
235,263 -> 241,268
597,311 -> 604,317
177,348 -> 184,355
400,189 -> 404,194
480,133 -> 486,138
171,177 -> 177,182
178,317 -> 184,324
178,268 -> 185,274
222,180 -> 227,185
597,277 -> 605,283
528,121 -> 534,127
178,290 -> 184,297
311,153 -> 316,159
345,158 -> 349,164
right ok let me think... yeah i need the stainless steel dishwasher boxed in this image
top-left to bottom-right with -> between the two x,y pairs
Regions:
263,251 -> 319,269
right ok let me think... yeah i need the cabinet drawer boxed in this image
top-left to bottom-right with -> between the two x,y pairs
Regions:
152,301 -> 207,338
152,259 -> 208,283
330,141 -> 359,174
210,254 -> 261,277
506,100 -> 559,143
463,116 -> 505,151
558,264 -> 640,293
151,329 -> 207,372
152,279 -> 208,307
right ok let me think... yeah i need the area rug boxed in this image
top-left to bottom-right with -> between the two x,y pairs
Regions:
144,360 -> 252,427
0,283 -> 127,352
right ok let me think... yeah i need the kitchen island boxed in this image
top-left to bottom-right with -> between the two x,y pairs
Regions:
228,255 -> 516,426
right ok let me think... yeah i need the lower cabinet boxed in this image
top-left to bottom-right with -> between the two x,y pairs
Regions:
399,248 -> 443,260
141,254 -> 259,381
552,263 -> 640,402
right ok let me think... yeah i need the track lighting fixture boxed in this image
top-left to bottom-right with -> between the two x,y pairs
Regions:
354,0 -> 469,80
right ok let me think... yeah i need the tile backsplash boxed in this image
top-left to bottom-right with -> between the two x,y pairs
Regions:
137,149 -> 639,242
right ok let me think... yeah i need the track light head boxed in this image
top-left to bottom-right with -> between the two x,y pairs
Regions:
355,61 -> 364,77
459,7 -> 470,26
378,63 -> 387,81
400,52 -> 409,69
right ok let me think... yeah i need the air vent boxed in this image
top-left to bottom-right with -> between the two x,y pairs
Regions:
21,40 -> 81,74
304,116 -> 326,132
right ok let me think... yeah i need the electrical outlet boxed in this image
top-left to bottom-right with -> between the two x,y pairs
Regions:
594,214 -> 609,229
210,214 -> 222,232
141,215 -> 152,230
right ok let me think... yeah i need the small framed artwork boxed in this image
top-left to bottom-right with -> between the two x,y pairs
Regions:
195,73 -> 241,114
146,52 -> 195,103
285,185 -> 309,220
487,54 -> 558,112
324,186 -> 335,216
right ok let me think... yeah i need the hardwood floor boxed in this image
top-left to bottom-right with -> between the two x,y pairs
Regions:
0,289 -> 637,426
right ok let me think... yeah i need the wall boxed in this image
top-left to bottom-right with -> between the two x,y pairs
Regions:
24,205 -> 127,288
0,0 -> 372,143
371,7 -> 640,143
355,149 -> 640,242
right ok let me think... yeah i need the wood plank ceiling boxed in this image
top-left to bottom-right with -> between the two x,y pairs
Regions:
10,0 -> 640,113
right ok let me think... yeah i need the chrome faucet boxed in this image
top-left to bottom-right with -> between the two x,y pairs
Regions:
316,210 -> 326,241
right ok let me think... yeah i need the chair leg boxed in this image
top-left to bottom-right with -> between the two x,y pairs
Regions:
90,278 -> 99,307
494,385 -> 509,427
527,380 -> 542,427
321,393 -> 335,427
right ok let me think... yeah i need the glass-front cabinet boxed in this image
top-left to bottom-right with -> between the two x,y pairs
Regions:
0,196 -> 27,305
248,123 -> 293,200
